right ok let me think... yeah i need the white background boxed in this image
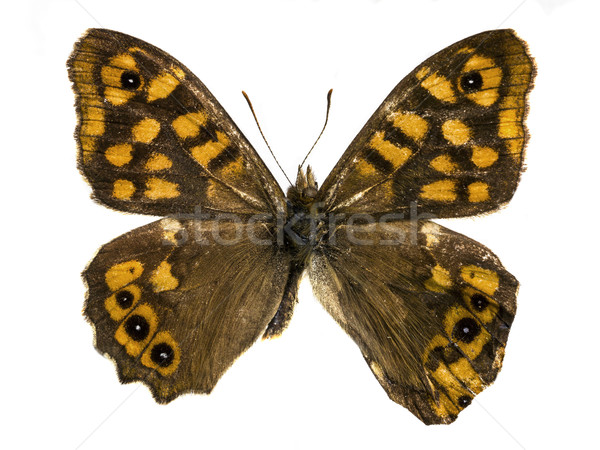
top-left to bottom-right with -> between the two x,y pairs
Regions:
2,0 -> 598,448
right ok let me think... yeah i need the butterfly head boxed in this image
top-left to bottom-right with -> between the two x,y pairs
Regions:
288,165 -> 318,205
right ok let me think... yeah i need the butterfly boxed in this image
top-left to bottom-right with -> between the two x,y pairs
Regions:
67,28 -> 534,424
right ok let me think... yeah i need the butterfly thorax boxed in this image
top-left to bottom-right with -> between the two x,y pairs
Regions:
283,166 -> 325,259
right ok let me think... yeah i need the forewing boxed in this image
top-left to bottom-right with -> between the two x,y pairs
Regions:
308,220 -> 517,424
68,28 -> 285,217
317,29 -> 534,218
85,218 -> 290,402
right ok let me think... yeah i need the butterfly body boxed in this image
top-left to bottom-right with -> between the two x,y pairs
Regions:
68,28 -> 533,424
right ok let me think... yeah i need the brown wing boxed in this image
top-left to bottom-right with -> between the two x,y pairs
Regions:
316,29 -> 534,218
85,218 -> 290,402
68,28 -> 285,217
308,220 -> 517,424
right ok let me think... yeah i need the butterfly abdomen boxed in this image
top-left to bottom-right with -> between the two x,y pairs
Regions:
262,168 -> 326,339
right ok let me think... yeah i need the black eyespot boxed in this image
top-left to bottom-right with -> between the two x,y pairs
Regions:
460,72 -> 483,92
115,290 -> 134,309
458,395 -> 472,408
470,293 -> 489,312
120,71 -> 141,90
452,318 -> 480,343
124,315 -> 150,341
150,343 -> 175,367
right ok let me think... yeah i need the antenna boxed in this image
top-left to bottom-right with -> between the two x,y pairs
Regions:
300,89 -> 333,169
242,91 -> 292,186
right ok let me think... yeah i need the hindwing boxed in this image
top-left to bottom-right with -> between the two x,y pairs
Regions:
309,220 -> 517,424
85,218 -> 289,402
